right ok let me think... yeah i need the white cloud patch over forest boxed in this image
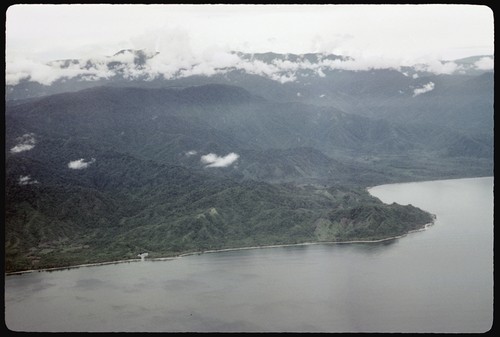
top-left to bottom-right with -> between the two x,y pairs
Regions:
200,152 -> 239,168
413,82 -> 435,97
18,175 -> 39,185
10,133 -> 36,153
68,158 -> 96,169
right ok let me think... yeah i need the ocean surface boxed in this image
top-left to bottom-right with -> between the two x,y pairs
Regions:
5,177 -> 493,332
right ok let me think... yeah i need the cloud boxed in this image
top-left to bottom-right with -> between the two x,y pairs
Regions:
10,133 -> 36,153
474,56 -> 493,70
5,46 -> 484,87
413,82 -> 435,97
200,152 -> 239,168
316,67 -> 326,77
10,143 -> 35,153
5,5 -> 493,87
68,158 -> 96,169
185,150 -> 197,157
415,60 -> 460,75
5,55 -> 117,85
18,175 -> 38,185
4,48 -> 350,86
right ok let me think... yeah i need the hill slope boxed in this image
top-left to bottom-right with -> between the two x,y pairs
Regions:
6,139 -> 434,272
6,84 -> 492,185
3,84 -> 450,272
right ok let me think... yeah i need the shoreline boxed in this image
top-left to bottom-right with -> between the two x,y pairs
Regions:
365,175 -> 493,192
8,175 -> 489,277
5,222 -> 434,276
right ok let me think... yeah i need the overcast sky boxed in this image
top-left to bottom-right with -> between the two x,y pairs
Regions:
7,4 -> 493,61
5,4 -> 494,86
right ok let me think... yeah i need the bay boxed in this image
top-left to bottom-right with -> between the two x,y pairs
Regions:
4,177 -> 493,332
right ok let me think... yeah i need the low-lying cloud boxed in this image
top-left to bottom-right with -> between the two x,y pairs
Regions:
18,175 -> 39,185
10,133 -> 36,153
474,56 -> 494,70
5,49 -> 491,87
413,60 -> 460,75
413,82 -> 435,97
200,152 -> 239,168
68,158 -> 96,169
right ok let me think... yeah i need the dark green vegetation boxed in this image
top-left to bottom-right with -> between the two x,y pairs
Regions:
5,152 -> 434,272
5,53 -> 492,273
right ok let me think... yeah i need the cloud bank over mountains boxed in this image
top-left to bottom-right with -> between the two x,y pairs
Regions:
474,56 -> 494,70
5,49 -> 494,86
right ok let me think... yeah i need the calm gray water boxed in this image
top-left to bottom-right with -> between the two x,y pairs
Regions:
4,177 -> 493,332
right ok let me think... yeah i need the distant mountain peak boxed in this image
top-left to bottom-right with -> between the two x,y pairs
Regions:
6,49 -> 494,101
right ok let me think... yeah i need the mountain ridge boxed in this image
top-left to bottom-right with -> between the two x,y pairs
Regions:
6,49 -> 493,101
7,84 -> 492,183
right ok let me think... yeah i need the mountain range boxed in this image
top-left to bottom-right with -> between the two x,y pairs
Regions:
5,50 -> 493,272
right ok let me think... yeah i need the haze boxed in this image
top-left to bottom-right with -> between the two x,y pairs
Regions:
6,4 -> 493,62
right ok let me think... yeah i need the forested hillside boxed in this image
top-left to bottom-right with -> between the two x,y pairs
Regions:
5,51 -> 492,273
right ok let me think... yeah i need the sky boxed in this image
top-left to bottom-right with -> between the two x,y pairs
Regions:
5,4 -> 494,85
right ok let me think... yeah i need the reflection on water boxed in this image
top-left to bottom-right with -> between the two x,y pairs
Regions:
5,177 -> 493,333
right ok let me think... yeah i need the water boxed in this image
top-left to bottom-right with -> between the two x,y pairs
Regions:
5,177 -> 493,332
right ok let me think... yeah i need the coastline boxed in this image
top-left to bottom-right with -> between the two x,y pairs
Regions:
10,176 -> 489,277
5,221 -> 434,276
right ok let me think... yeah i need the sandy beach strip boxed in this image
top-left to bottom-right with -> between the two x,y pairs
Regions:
5,222 -> 434,276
